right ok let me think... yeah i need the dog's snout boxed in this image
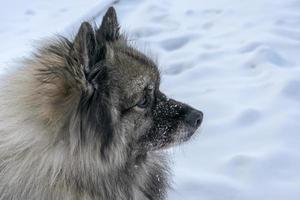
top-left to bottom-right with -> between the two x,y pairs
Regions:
185,110 -> 203,129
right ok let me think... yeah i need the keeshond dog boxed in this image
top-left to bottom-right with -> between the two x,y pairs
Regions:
0,7 -> 203,200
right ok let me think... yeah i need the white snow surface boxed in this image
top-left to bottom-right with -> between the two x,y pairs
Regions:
1,0 -> 300,199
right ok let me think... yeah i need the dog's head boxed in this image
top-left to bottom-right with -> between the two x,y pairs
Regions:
70,7 -> 203,152
34,7 -> 203,158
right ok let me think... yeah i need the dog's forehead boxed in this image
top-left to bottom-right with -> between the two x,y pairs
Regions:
117,61 -> 158,96
111,45 -> 159,95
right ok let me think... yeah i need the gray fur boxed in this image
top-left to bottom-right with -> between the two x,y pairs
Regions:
0,7 -> 202,200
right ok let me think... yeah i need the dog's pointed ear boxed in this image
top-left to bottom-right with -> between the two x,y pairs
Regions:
96,7 -> 120,42
73,22 -> 96,70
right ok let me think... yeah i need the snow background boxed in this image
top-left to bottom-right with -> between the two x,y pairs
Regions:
1,0 -> 300,199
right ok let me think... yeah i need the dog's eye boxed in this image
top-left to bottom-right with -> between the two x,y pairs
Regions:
136,95 -> 150,109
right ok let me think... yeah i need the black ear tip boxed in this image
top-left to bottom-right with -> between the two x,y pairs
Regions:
78,22 -> 93,34
97,6 -> 120,42
106,6 -> 117,15
80,21 -> 92,28
103,6 -> 117,20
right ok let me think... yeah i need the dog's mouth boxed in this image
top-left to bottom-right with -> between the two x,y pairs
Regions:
156,114 -> 203,150
174,119 -> 203,144
183,127 -> 199,141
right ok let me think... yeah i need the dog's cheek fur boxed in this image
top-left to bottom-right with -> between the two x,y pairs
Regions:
126,108 -> 153,131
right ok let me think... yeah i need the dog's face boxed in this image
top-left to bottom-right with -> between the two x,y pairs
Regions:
70,7 -> 203,154
109,47 -> 203,151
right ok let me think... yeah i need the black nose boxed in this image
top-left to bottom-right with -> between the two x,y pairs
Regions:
185,110 -> 203,129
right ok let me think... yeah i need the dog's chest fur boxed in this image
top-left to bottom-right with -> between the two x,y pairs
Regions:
73,152 -> 169,200
130,152 -> 169,200
102,152 -> 169,200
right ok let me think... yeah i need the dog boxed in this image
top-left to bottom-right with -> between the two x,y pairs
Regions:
0,7 -> 203,200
